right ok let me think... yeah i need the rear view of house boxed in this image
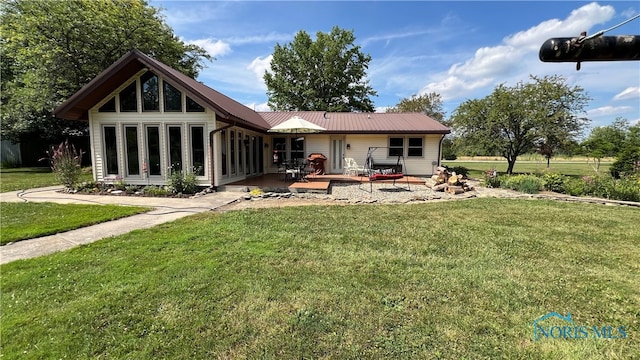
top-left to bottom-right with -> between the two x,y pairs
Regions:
54,49 -> 450,188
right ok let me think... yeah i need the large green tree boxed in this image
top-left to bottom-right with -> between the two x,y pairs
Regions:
1,0 -> 211,142
450,75 -> 590,174
264,26 -> 376,112
387,92 -> 445,122
609,123 -> 640,178
581,118 -> 628,171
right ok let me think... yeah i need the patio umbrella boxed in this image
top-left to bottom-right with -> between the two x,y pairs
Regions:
268,115 -> 326,170
267,115 -> 326,134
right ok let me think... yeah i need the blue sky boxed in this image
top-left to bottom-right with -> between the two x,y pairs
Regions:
149,1 -> 640,130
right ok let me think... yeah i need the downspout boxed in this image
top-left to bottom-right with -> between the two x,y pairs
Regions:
437,134 -> 445,167
209,122 -> 236,187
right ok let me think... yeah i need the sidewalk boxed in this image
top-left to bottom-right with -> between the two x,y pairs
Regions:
0,187 -> 244,264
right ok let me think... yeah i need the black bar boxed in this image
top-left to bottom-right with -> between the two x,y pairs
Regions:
539,35 -> 640,62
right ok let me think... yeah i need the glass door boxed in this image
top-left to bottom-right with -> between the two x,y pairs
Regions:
330,137 -> 345,174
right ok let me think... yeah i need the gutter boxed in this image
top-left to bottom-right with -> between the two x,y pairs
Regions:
437,134 -> 445,167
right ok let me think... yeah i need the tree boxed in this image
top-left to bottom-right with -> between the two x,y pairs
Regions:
581,118 -> 628,171
1,0 -> 212,143
610,123 -> 640,178
264,26 -> 376,112
450,75 -> 590,174
387,92 -> 445,122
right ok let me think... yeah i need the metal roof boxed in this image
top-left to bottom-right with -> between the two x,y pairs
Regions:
53,49 -> 271,131
259,111 -> 450,134
54,50 -> 450,135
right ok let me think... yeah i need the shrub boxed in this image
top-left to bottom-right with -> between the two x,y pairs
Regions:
41,140 -> 85,189
609,176 -> 640,202
167,168 -> 199,194
483,169 -> 501,188
445,165 -> 469,178
610,147 -> 640,178
74,181 -> 98,192
564,177 -> 586,196
578,174 -> 640,202
143,185 -> 170,197
501,174 -> 544,194
542,173 -> 568,193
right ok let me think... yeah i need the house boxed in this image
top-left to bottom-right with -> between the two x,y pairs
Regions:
54,49 -> 450,188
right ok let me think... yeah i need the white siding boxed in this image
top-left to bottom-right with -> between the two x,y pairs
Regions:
340,134 -> 443,176
88,72 -> 215,186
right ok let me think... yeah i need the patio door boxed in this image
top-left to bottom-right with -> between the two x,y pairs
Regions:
330,137 -> 345,174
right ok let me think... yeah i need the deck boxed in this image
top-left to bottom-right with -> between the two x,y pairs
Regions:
218,173 -> 426,194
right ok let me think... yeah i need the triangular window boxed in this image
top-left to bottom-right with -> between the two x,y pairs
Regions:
186,96 -> 205,112
98,97 -> 116,112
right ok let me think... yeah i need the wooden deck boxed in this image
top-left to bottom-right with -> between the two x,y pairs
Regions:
219,173 -> 425,194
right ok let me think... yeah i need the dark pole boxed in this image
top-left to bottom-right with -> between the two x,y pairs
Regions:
539,35 -> 640,70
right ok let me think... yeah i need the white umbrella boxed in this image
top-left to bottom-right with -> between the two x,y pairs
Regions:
268,116 -> 325,168
267,116 -> 326,133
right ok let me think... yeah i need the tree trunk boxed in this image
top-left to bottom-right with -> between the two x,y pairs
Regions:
506,159 -> 516,174
547,156 -> 551,168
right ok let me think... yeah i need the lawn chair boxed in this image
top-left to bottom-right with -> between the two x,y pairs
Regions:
343,157 -> 367,176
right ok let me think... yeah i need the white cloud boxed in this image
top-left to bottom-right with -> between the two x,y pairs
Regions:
186,38 -> 232,58
247,55 -> 273,85
613,87 -> 640,101
416,3 -> 616,103
225,32 -> 293,45
587,105 -> 633,118
245,102 -> 270,112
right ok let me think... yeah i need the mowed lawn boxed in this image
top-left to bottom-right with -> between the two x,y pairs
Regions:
442,160 -> 611,178
2,199 -> 638,359
1,202 -> 150,245
0,167 -> 93,193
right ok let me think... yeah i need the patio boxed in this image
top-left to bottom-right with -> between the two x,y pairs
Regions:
218,173 -> 426,194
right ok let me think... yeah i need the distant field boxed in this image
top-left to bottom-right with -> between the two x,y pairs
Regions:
443,159 -> 612,178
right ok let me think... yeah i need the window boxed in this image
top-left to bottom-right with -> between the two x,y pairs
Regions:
125,126 -> 140,176
245,134 -> 250,175
191,126 -> 205,176
291,137 -> 304,162
258,137 -> 264,173
186,96 -> 205,112
408,137 -> 423,157
103,126 -> 118,175
119,82 -> 137,112
140,72 -> 159,111
221,130 -> 227,176
230,130 -> 236,175
168,126 -> 182,172
252,136 -> 258,174
237,131 -> 243,174
146,126 -> 161,176
163,81 -> 182,111
99,97 -> 116,112
389,137 -> 403,157
273,137 -> 286,163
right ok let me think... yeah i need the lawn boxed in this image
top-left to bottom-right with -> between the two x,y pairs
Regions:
442,160 -> 611,178
2,199 -> 638,359
0,167 -> 93,193
0,202 -> 150,245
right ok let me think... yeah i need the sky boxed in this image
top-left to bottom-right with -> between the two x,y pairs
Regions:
149,1 -> 640,131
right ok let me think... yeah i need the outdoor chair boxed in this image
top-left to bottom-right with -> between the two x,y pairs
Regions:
343,157 -> 367,176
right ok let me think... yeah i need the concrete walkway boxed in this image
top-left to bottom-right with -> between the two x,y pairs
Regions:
0,187 -> 244,264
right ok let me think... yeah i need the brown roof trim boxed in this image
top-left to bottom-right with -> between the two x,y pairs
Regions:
53,49 -> 270,131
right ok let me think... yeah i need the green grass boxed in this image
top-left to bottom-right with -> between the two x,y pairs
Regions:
0,202 -> 150,244
2,199 -> 638,359
443,160 -> 611,178
0,167 -> 93,193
